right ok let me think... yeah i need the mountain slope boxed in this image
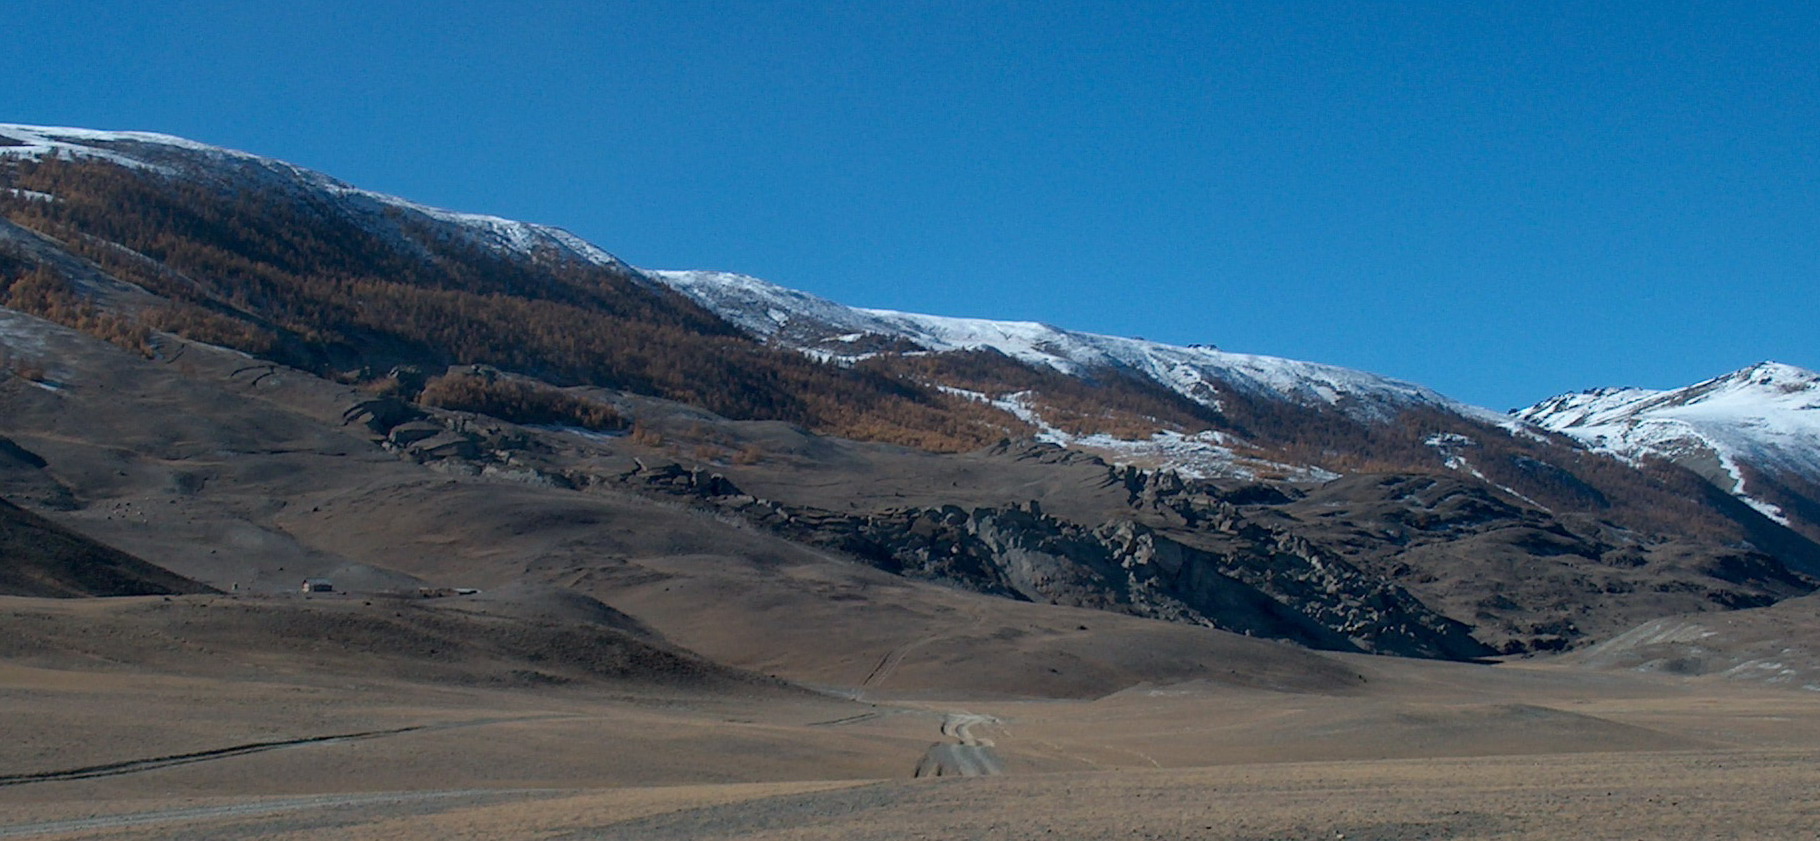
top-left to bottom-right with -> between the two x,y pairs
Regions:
0,123 -> 1655,493
649,270 -> 1563,484
0,124 -> 632,271
0,496 -> 213,598
0,124 -> 1020,451
647,269 -> 1820,550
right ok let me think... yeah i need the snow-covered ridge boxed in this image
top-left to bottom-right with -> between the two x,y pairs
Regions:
649,269 -> 1494,423
17,123 -> 1813,513
1518,362 -> 1820,523
0,124 -> 629,271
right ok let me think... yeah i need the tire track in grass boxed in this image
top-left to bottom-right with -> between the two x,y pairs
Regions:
0,714 -> 578,787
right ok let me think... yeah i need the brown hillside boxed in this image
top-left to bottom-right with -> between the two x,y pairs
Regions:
0,496 -> 212,597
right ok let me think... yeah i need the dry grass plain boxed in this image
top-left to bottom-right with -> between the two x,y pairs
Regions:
5,595 -> 1820,839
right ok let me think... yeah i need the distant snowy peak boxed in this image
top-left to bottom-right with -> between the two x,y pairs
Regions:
0,123 -> 630,272
648,269 -> 1486,422
1518,387 -> 1667,434
1518,362 -> 1820,524
1520,362 -> 1820,446
1527,363 -> 1820,429
1680,362 -> 1820,408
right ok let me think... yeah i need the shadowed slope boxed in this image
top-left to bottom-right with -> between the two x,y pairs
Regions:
0,497 -> 212,597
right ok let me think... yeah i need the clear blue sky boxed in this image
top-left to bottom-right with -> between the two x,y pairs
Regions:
5,2 -> 1815,410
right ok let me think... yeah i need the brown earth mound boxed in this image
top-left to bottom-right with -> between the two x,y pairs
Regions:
0,593 -> 786,693
0,497 -> 212,597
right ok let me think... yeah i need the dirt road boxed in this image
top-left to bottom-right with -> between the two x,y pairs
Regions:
913,713 -> 1004,777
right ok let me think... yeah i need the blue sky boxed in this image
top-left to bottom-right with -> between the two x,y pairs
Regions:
4,1 -> 1815,409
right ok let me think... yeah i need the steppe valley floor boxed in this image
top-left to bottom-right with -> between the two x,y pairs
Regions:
4,594 -> 1820,840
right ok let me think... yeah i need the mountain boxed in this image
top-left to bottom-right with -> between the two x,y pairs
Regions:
2,122 -> 1818,660
1519,363 -> 1820,542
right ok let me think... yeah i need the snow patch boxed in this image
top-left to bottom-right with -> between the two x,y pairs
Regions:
969,390 -> 1332,482
1425,432 -> 1547,509
0,124 -> 176,172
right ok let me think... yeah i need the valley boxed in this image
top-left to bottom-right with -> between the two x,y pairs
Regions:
6,590 -> 1820,839
2,124 -> 1819,838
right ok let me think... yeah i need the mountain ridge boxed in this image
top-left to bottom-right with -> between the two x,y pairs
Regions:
3,121 -> 1819,659
2,124 -> 1810,507
18,122 -> 1798,469
649,269 -> 1492,419
0,123 -> 633,272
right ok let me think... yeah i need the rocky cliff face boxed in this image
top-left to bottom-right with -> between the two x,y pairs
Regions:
545,431 -> 1806,660
574,443 -> 1477,659
739,495 -> 1488,660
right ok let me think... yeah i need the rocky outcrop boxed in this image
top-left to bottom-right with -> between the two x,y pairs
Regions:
619,460 -> 744,498
1278,474 -> 1817,654
609,463 -> 1490,658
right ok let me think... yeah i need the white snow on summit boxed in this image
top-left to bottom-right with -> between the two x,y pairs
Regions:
648,269 -> 1521,482
0,124 -> 629,272
649,269 -> 1488,422
1518,362 -> 1820,524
